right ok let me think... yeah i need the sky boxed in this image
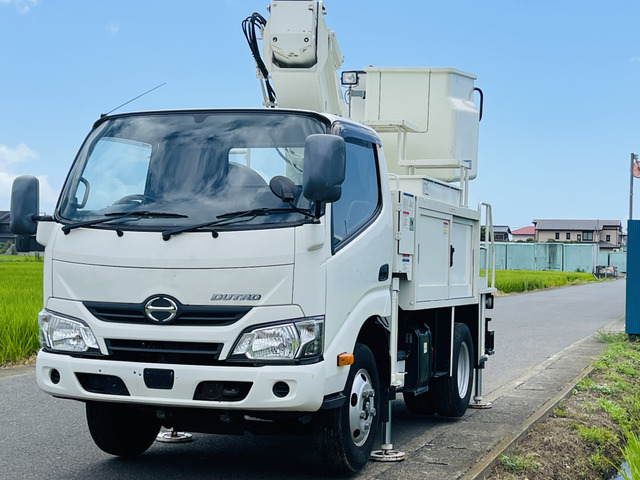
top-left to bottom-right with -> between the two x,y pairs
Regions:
1,0 -> 639,231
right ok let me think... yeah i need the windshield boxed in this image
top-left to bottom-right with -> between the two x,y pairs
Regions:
58,110 -> 328,230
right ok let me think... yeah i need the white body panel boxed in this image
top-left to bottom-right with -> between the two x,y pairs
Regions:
393,189 -> 481,310
36,350 -> 326,411
34,178 -> 392,409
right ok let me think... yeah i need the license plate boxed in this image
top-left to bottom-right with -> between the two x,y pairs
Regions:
143,368 -> 174,390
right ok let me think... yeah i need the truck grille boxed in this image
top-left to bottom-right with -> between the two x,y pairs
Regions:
84,301 -> 250,326
104,339 -> 223,366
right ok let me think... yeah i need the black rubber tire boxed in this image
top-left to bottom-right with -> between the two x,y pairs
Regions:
314,343 -> 381,474
86,402 -> 160,457
434,323 -> 474,417
403,388 -> 437,415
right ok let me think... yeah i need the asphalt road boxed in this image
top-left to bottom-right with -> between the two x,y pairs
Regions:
0,279 -> 626,480
482,278 -> 626,395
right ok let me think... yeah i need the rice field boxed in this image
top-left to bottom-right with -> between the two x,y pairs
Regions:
495,269 -> 599,294
0,256 -> 43,364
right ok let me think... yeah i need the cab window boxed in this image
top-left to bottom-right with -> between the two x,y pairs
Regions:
331,138 -> 380,249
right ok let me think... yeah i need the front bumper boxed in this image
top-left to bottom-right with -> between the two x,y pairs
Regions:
36,350 -> 326,411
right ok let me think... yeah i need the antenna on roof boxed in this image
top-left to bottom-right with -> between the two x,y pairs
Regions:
101,82 -> 167,118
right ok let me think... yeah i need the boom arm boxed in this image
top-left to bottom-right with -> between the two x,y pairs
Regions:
245,0 -> 347,116
244,1 -> 482,187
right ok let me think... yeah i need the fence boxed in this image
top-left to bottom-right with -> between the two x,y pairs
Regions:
482,242 -> 626,273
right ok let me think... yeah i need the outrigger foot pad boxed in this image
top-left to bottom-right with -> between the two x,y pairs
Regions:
156,430 -> 194,443
468,400 -> 493,409
370,448 -> 406,462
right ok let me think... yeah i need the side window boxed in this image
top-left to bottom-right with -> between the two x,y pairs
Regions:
332,138 -> 380,248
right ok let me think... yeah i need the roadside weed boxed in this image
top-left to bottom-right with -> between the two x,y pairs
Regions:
500,453 -> 540,473
572,424 -> 616,446
598,399 -> 629,430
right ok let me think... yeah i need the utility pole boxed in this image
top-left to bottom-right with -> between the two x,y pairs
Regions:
631,153 -> 639,220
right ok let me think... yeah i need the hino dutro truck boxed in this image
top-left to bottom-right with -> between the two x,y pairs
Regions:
10,0 -> 496,474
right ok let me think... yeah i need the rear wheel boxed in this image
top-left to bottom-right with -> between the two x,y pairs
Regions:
86,402 -> 160,456
314,343 -> 380,474
434,323 -> 474,417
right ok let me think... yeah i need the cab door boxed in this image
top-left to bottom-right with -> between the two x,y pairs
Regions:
324,137 -> 392,350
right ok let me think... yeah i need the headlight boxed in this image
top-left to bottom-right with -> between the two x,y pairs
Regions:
38,309 -> 100,353
230,316 -> 324,362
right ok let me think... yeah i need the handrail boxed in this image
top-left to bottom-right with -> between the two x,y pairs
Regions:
478,202 -> 495,289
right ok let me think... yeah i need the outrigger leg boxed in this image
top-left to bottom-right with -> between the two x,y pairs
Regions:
370,394 -> 405,462
468,366 -> 493,409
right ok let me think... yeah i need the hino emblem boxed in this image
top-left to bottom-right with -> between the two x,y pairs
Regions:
144,296 -> 179,324
211,293 -> 261,301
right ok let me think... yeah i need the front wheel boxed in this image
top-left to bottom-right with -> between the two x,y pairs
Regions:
434,323 -> 474,417
86,402 -> 160,456
314,343 -> 380,474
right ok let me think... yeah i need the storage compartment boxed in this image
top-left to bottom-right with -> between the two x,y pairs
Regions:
393,188 -> 480,309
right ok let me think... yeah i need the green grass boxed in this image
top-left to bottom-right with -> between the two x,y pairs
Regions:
611,431 -> 640,480
495,269 -> 598,293
491,333 -> 640,479
0,254 -> 42,263
499,452 -> 541,473
0,257 -> 43,364
573,424 -> 617,445
593,336 -> 640,478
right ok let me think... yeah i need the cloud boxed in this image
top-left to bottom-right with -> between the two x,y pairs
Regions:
0,171 -> 18,211
0,0 -> 38,13
106,22 -> 120,35
0,172 -> 56,214
631,57 -> 640,63
0,143 -> 37,166
0,143 -> 57,213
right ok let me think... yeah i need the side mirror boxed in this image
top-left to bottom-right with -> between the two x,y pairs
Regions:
10,175 -> 40,235
302,134 -> 345,203
269,176 -> 298,203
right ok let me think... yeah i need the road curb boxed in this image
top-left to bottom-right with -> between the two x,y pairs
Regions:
462,363 -> 596,479
462,316 -> 625,480
0,363 -> 35,379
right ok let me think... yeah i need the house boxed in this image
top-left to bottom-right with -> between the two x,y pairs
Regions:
0,211 -> 13,244
493,225 -> 511,242
532,219 -> 622,250
512,225 -> 535,242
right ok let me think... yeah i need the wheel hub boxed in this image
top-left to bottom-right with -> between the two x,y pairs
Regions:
457,341 -> 470,398
348,368 -> 377,447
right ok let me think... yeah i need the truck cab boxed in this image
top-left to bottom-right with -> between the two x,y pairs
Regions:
12,108 -> 397,470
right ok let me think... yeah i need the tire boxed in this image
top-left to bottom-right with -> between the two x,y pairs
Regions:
314,343 -> 381,474
86,402 -> 160,456
403,388 -> 437,415
434,323 -> 474,417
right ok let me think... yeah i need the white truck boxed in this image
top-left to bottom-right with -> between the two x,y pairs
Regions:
10,1 -> 495,474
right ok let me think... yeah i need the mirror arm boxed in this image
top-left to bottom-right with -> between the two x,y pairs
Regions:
313,201 -> 322,219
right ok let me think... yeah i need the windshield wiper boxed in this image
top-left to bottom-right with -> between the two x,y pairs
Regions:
216,206 -> 315,219
161,206 -> 314,241
62,211 -> 188,234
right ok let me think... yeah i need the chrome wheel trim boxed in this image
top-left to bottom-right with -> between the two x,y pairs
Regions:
457,341 -> 471,399
348,368 -> 376,447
